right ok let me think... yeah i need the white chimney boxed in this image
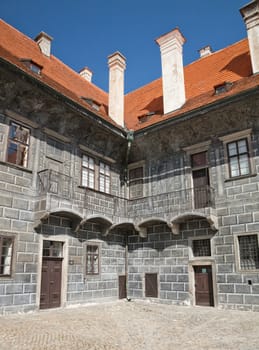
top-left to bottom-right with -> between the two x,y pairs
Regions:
79,67 -> 93,82
108,51 -> 126,127
156,28 -> 186,114
240,0 -> 259,74
199,45 -> 213,58
34,32 -> 53,57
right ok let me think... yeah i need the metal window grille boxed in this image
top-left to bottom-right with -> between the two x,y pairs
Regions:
238,235 -> 259,270
193,239 -> 211,257
0,236 -> 14,276
86,245 -> 99,275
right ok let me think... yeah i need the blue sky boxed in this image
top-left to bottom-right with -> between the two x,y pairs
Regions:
1,0 -> 247,93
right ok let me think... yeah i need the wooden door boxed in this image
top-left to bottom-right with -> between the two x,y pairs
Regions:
192,168 -> 210,209
194,266 -> 214,306
40,258 -> 62,309
119,275 -> 127,299
145,273 -> 158,298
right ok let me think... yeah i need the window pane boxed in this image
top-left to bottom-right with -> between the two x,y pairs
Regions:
0,237 -> 13,276
228,142 -> 237,156
237,139 -> 247,154
238,235 -> 259,270
82,155 -> 95,188
229,157 -> 239,177
239,154 -> 250,175
86,245 -> 99,275
193,239 -> 211,257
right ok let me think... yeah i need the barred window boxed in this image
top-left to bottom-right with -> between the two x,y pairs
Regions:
227,139 -> 250,177
238,235 -> 259,270
193,239 -> 211,257
129,166 -> 143,199
99,162 -> 110,194
0,236 -> 14,277
86,244 -> 99,275
7,122 -> 30,167
82,155 -> 95,189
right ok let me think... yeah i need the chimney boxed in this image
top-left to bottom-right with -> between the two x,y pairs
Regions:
34,32 -> 53,57
79,67 -> 93,82
108,51 -> 126,127
199,45 -> 213,58
156,28 -> 186,114
240,0 -> 259,74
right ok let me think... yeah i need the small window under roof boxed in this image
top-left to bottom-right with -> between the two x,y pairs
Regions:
21,59 -> 42,75
214,81 -> 233,95
81,97 -> 100,111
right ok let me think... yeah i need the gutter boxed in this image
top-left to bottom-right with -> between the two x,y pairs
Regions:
134,84 -> 259,137
0,57 -> 127,139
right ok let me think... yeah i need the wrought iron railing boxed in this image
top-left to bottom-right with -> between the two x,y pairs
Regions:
37,169 -> 215,217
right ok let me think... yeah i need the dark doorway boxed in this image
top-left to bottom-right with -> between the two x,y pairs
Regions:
145,273 -> 158,298
40,258 -> 62,309
194,265 -> 214,306
119,275 -> 127,299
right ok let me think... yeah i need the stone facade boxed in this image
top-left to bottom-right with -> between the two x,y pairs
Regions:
1,7 -> 259,314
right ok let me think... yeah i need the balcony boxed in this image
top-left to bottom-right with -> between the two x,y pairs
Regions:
37,169 -> 215,220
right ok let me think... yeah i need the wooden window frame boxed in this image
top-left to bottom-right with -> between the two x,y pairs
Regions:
99,161 -> 111,194
81,154 -> 95,190
0,235 -> 14,277
219,129 -> 255,181
227,138 -> 250,178
7,121 -> 30,168
85,243 -> 100,276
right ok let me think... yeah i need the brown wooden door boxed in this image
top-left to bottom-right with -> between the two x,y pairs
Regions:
40,258 -> 62,309
119,275 -> 127,299
145,273 -> 158,298
194,266 -> 214,306
192,168 -> 210,209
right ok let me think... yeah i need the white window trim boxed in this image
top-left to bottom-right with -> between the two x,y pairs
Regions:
84,241 -> 101,278
234,232 -> 259,273
219,129 -> 255,180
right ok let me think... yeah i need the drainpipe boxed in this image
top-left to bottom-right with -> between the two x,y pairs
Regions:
123,130 -> 134,183
125,233 -> 129,300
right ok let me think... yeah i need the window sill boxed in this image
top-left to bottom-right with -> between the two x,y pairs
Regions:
0,160 -> 32,173
224,173 -> 257,182
78,185 -> 112,197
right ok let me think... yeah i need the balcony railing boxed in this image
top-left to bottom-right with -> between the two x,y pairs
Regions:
37,169 -> 215,218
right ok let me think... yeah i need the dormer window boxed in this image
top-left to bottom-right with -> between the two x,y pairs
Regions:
81,97 -> 100,111
214,81 -> 233,95
21,59 -> 42,75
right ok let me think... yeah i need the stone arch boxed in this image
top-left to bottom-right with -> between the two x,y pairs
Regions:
34,208 -> 83,231
137,217 -> 171,237
171,211 -> 218,235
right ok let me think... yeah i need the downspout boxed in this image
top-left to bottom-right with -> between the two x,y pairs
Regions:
123,130 -> 134,183
124,131 -> 134,300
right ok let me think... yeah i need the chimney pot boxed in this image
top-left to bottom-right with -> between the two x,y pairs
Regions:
79,67 -> 93,82
156,28 -> 186,114
34,31 -> 53,57
240,0 -> 259,74
199,45 -> 213,58
108,51 -> 126,127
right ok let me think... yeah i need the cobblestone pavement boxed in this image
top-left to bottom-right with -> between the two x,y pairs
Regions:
0,301 -> 259,350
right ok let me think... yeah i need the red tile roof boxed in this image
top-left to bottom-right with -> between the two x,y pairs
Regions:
125,39 -> 258,130
1,19 -> 259,132
0,20 -> 118,127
